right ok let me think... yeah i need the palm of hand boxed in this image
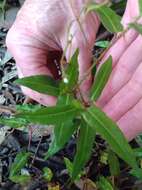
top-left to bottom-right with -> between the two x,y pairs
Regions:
6,0 -> 99,105
97,0 -> 142,140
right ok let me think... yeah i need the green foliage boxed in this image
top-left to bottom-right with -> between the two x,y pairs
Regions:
64,157 -> 83,181
72,121 -> 95,180
134,147 -> 142,157
95,41 -> 110,48
10,175 -> 31,185
54,95 -> 76,147
91,56 -> 112,101
60,49 -> 79,93
16,104 -> 82,125
64,157 -> 73,179
139,0 -> 142,15
9,152 -> 31,184
15,75 -> 60,97
46,96 -> 79,159
2,2 -> 142,185
130,168 -> 142,180
97,176 -> 113,190
0,0 -> 6,19
43,167 -> 53,182
0,117 -> 28,128
86,3 -> 123,33
129,23 -> 142,35
16,104 -> 42,112
108,150 -> 120,176
82,105 -> 138,169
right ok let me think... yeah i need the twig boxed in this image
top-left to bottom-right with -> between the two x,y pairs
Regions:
30,135 -> 43,166
0,105 -> 16,114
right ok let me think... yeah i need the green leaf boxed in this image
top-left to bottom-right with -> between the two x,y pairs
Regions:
46,120 -> 76,158
45,135 -> 60,159
64,157 -> 83,181
10,152 -> 30,177
61,49 -> 79,92
91,56 -> 112,101
16,104 -> 42,112
100,151 -> 108,165
45,95 -> 78,158
72,121 -> 95,180
133,147 -> 142,157
15,75 -> 60,97
92,61 -> 97,76
97,176 -> 113,190
0,117 -> 28,128
43,167 -> 53,182
82,105 -> 138,169
16,105 -> 82,125
139,0 -> 142,15
55,95 -> 76,145
87,3 -> 123,33
64,157 -> 73,179
10,175 -> 31,184
95,41 -> 110,48
129,22 -> 142,35
108,150 -> 120,176
130,168 -> 142,180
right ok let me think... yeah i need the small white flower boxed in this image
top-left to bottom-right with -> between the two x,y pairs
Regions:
63,77 -> 68,84
21,168 -> 30,176
68,34 -> 73,42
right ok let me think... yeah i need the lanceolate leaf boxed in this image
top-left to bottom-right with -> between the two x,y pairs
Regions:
43,167 -> 53,182
91,56 -> 112,101
129,22 -> 142,35
10,175 -> 31,184
45,134 -> 60,159
55,95 -> 76,145
72,121 -> 95,180
10,152 -> 30,177
87,3 -> 123,33
61,49 -> 79,92
0,117 -> 28,128
130,168 -> 142,180
16,104 -> 42,112
82,106 -> 138,169
95,41 -> 109,48
15,75 -> 59,97
46,120 -> 76,159
139,0 -> 142,15
46,95 -> 78,158
108,150 -> 120,176
16,105 -> 82,125
97,176 -> 113,190
64,157 -> 73,179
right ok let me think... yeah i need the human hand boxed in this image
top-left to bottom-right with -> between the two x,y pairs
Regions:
6,0 -> 100,105
97,0 -> 142,140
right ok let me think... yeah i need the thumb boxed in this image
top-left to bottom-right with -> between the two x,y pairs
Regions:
6,26 -> 61,106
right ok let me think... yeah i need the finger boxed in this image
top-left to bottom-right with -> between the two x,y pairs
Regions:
6,27 -> 60,106
96,0 -> 141,107
102,61 -> 142,121
117,98 -> 142,140
97,34 -> 142,107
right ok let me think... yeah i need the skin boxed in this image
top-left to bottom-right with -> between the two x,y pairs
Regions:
6,0 -> 142,140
